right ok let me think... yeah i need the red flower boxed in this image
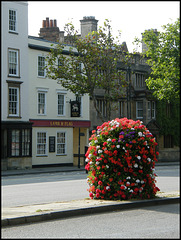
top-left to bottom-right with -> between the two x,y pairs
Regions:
98,180 -> 103,185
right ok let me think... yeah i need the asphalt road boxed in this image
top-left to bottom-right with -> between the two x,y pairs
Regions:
2,203 -> 180,238
1,165 -> 180,208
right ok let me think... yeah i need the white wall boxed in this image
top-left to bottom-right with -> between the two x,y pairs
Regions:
1,1 -> 29,121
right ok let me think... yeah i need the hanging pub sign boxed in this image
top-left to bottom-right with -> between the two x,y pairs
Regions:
71,101 -> 80,117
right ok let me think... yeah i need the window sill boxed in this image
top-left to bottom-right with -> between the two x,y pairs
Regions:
7,116 -> 22,119
8,75 -> 21,79
36,155 -> 48,157
9,31 -> 18,35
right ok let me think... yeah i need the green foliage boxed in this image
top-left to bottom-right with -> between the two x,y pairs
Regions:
134,18 -> 180,103
156,100 -> 180,146
45,20 -> 131,122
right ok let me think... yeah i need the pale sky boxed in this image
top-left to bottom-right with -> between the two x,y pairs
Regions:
28,1 -> 180,52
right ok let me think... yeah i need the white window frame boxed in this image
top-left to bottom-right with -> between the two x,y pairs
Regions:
56,131 -> 67,155
38,56 -> 45,77
8,49 -> 19,77
37,91 -> 47,115
36,131 -> 47,156
8,86 -> 19,117
9,9 -> 17,32
56,90 -> 67,116
136,101 -> 143,119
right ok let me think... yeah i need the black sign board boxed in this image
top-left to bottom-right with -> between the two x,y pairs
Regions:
49,136 -> 55,152
71,101 -> 80,117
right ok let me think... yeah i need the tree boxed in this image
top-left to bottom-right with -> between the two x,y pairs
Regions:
134,18 -> 180,103
45,20 -> 130,122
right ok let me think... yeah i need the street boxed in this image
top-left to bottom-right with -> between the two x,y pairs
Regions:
2,203 -> 180,238
1,165 -> 180,208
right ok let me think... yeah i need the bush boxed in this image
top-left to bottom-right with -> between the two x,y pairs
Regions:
85,118 -> 160,200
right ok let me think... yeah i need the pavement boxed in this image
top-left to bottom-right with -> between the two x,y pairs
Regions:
1,160 -> 180,227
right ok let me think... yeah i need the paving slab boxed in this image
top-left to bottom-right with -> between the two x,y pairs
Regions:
1,191 -> 180,227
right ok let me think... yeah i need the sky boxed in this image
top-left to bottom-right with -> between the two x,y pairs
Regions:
28,1 -> 180,53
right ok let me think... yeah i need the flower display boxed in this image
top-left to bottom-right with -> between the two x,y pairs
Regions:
85,118 -> 160,200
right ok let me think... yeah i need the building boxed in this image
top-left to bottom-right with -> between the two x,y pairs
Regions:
1,1 -> 33,170
28,36 -> 90,167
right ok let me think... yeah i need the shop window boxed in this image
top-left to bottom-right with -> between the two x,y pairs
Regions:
9,129 -> 32,157
37,132 -> 47,155
57,132 -> 66,155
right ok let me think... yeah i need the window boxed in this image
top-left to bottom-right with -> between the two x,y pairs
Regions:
8,49 -> 19,76
136,101 -> 143,119
164,135 -> 173,148
57,132 -> 66,155
58,94 -> 65,116
119,101 -> 125,117
37,132 -> 47,155
9,9 -> 17,32
135,73 -> 145,88
9,87 -> 19,116
22,129 -> 31,156
38,56 -> 45,77
148,101 -> 155,119
9,129 -> 31,157
96,99 -> 107,117
11,130 -> 20,156
38,92 -> 46,115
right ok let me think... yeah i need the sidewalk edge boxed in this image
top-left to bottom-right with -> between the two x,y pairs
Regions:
2,197 -> 180,227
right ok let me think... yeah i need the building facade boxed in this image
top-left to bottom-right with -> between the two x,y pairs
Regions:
28,36 -> 90,167
1,1 -> 33,170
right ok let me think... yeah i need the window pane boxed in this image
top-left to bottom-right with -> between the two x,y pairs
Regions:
136,101 -> 143,118
22,129 -> 31,156
58,94 -> 64,115
9,50 -> 18,75
9,87 -> 19,115
9,10 -> 16,31
37,132 -> 46,155
57,132 -> 66,154
38,93 -> 45,114
11,130 -> 20,156
38,56 -> 45,77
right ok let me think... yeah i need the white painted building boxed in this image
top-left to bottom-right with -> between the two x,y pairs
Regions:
1,1 -> 32,170
28,36 -> 90,167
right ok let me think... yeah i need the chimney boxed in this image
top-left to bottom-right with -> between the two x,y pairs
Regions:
42,20 -> 46,28
46,17 -> 49,28
39,17 -> 64,42
50,19 -> 53,27
141,28 -> 158,53
80,16 -> 98,39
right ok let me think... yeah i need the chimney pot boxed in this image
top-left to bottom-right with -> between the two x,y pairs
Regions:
42,20 -> 46,28
54,19 -> 57,27
50,19 -> 53,27
46,17 -> 49,28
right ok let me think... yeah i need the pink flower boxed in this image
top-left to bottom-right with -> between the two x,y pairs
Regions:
98,180 -> 103,185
